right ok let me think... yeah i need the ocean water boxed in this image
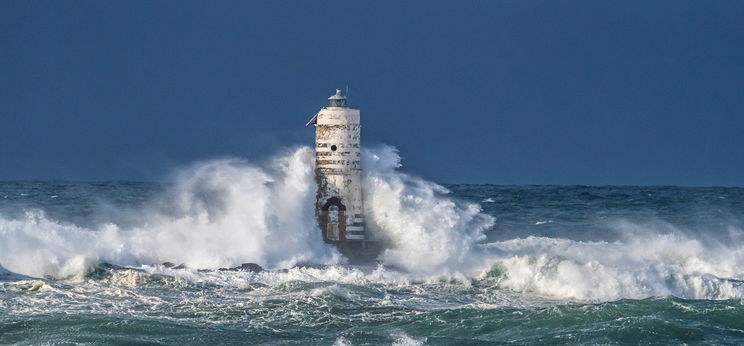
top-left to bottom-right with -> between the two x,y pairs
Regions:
1,146 -> 744,345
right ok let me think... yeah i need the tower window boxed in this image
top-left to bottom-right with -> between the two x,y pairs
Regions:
331,145 -> 337,151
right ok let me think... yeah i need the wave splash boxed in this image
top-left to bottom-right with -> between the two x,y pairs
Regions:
0,145 -> 491,279
0,147 -> 337,278
2,146 -> 744,303
362,145 -> 494,274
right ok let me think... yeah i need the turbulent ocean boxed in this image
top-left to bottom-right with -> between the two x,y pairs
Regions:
1,146 -> 744,345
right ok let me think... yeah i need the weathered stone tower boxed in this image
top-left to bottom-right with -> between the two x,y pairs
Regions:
306,89 -> 367,244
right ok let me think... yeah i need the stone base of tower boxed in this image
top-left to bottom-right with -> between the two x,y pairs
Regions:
333,240 -> 384,264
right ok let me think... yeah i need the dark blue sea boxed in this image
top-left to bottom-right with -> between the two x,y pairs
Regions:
1,148 -> 744,345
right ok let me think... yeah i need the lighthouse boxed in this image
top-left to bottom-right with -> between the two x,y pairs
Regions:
306,90 -> 376,260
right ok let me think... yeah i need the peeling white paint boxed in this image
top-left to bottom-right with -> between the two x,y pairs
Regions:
306,90 -> 366,242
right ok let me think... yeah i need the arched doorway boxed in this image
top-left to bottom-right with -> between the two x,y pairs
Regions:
321,197 -> 346,242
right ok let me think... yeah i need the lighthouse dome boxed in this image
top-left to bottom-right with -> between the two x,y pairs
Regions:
328,89 -> 347,107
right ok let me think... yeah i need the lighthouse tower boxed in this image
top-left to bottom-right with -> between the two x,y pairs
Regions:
306,89 -> 367,244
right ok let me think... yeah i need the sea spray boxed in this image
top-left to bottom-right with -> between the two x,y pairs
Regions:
0,147 -> 340,277
0,145 -> 494,279
362,145 -> 494,273
2,147 -> 743,304
122,147 -> 338,269
0,210 -> 106,280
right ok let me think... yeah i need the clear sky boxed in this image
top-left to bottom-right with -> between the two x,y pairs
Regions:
1,1 -> 743,186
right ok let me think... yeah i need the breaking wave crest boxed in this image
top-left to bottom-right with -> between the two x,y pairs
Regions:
482,222 -> 744,301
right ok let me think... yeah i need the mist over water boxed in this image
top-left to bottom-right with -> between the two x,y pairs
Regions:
2,146 -> 744,344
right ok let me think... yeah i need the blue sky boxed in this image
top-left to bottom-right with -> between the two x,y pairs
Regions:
1,1 -> 743,185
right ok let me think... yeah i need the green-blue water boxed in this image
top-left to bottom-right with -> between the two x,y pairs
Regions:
2,181 -> 744,345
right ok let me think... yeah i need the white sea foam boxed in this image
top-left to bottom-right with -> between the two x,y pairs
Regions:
482,221 -> 744,301
333,336 -> 353,346
0,147 -> 339,278
362,145 -> 494,274
2,146 -> 743,303
392,333 -> 427,346
0,145 -> 492,279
